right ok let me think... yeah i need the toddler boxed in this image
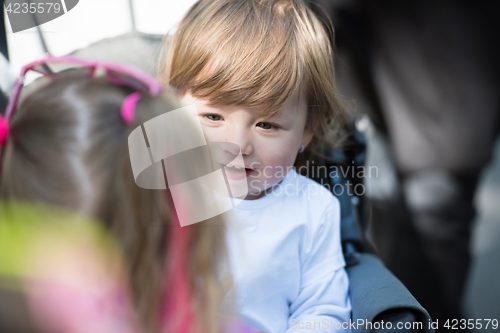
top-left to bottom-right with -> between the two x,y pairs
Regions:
160,0 -> 351,332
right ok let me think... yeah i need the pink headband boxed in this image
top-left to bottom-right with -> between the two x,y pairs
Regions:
120,92 -> 142,125
0,92 -> 141,148
0,115 -> 9,147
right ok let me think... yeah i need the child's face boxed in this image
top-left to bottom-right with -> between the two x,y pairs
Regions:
182,91 -> 313,200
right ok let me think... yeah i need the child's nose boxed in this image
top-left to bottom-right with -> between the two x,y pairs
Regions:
224,130 -> 253,156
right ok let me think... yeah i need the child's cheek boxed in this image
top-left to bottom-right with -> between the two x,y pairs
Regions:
199,126 -> 230,149
261,153 -> 296,180
264,141 -> 299,168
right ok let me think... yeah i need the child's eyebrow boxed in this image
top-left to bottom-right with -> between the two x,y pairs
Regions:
259,110 -> 291,123
196,107 -> 219,113
197,106 -> 230,114
191,102 -> 224,112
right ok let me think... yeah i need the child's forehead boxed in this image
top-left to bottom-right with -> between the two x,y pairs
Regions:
182,90 -> 306,120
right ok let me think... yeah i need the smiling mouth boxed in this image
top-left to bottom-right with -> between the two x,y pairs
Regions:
223,164 -> 254,179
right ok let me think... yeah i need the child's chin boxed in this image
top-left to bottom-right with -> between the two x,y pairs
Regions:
226,178 -> 250,199
243,191 -> 267,200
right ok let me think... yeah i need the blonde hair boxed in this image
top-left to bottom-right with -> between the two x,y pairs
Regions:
159,0 -> 348,160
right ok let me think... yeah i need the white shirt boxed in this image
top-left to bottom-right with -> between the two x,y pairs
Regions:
221,169 -> 351,333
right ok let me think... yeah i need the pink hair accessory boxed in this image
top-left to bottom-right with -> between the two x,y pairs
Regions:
0,115 -> 9,146
121,92 -> 142,125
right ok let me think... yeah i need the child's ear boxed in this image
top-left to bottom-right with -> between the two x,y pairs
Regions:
302,126 -> 314,148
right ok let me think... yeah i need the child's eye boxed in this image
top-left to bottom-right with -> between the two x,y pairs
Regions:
256,122 -> 277,130
204,114 -> 222,122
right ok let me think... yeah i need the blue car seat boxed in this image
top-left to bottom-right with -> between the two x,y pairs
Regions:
297,124 -> 434,333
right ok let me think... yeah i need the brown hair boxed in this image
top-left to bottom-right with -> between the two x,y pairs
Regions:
159,0 -> 348,162
0,74 -> 225,333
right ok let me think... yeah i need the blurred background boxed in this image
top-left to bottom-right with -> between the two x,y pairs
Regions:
3,0 -> 199,74
2,0 -> 500,331
466,138 -> 500,323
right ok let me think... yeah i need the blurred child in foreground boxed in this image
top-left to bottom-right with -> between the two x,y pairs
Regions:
0,57 -> 253,333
